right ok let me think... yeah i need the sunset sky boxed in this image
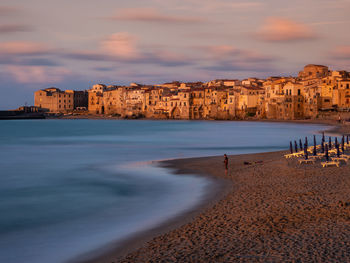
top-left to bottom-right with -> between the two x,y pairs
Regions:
0,0 -> 350,109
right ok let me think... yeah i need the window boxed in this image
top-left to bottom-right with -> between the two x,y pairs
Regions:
298,89 -> 301,95
184,102 -> 186,106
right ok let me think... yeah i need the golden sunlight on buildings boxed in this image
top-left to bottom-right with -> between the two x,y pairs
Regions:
34,65 -> 350,120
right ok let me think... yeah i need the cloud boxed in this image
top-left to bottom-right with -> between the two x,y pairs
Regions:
200,45 -> 274,62
101,32 -> 140,59
154,0 -> 263,12
196,1 -> 263,11
309,20 -> 350,26
62,51 -> 111,61
255,17 -> 318,42
0,6 -> 18,15
197,45 -> 277,72
330,46 -> 350,59
0,56 -> 60,66
0,41 -> 50,55
0,24 -> 33,34
63,32 -> 193,67
5,65 -> 71,84
109,8 -> 206,24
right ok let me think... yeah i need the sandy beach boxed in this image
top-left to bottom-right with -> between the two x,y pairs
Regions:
114,151 -> 350,262
81,124 -> 350,263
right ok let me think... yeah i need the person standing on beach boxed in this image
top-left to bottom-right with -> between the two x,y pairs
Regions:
224,154 -> 228,173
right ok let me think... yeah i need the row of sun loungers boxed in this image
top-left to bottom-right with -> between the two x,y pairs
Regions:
285,142 -> 350,168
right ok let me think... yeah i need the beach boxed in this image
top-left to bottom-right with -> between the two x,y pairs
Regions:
91,127 -> 350,262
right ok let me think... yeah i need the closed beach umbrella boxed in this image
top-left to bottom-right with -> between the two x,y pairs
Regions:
290,141 -> 293,154
313,135 -> 317,156
325,144 -> 329,162
335,137 -> 338,148
299,139 -> 303,151
337,142 -> 340,158
305,136 -> 308,147
329,136 -> 332,149
342,136 -> 345,153
347,135 -> 349,145
321,140 -> 325,153
304,143 -> 308,160
322,132 -> 325,143
294,140 -> 298,152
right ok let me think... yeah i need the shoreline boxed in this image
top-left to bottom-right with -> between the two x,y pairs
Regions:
77,159 -> 233,263
79,123 -> 350,262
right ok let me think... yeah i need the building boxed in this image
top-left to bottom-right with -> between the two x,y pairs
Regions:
34,88 -> 74,113
88,84 -> 106,114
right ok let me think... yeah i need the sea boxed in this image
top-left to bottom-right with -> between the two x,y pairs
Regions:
0,119 -> 327,263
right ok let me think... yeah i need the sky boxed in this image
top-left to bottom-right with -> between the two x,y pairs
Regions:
0,0 -> 350,109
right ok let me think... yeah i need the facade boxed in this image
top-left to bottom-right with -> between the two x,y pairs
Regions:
33,64 -> 350,120
34,87 -> 87,113
88,84 -> 106,114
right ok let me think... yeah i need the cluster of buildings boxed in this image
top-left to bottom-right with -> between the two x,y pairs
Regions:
34,64 -> 350,120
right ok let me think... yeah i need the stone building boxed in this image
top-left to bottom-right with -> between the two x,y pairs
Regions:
34,87 -> 87,113
281,82 -> 305,119
88,84 -> 106,114
103,86 -> 126,115
298,64 -> 329,80
235,86 -> 264,118
189,88 -> 205,119
337,80 -> 350,109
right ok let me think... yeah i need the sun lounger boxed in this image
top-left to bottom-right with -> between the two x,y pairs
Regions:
284,152 -> 303,158
340,155 -> 350,160
321,161 -> 339,167
331,157 -> 348,163
309,155 -> 322,160
299,159 -> 315,164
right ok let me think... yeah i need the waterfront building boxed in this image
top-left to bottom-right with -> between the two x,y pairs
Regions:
88,84 -> 107,114
33,64 -> 350,120
34,87 -> 88,113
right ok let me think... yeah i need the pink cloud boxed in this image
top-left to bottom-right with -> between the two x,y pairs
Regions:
6,66 -> 71,84
255,17 -> 318,42
109,8 -> 205,24
0,41 -> 50,55
331,46 -> 350,59
100,32 -> 140,59
0,6 -> 18,15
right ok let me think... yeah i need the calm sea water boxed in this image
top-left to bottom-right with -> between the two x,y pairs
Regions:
0,120 -> 327,263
